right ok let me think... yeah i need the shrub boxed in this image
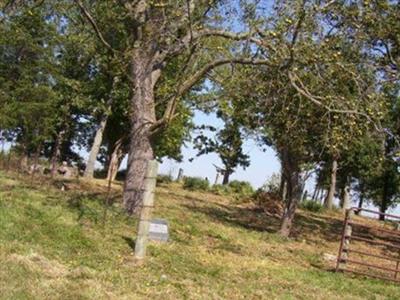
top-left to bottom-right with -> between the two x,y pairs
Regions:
261,173 -> 281,195
228,180 -> 254,196
183,176 -> 209,191
157,174 -> 173,185
211,184 -> 231,195
252,189 -> 283,216
300,200 -> 324,213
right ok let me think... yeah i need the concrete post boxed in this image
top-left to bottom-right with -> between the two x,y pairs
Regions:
134,160 -> 158,260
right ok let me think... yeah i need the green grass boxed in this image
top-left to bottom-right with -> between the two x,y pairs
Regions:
0,171 -> 399,299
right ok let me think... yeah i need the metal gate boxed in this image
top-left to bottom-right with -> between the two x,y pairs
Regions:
336,207 -> 400,283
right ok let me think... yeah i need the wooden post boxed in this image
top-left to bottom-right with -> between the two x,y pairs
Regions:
134,160 -> 158,260
176,168 -> 184,182
214,172 -> 220,186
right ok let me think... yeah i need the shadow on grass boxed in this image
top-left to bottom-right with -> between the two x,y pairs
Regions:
122,236 -> 136,251
291,213 -> 344,242
180,193 -> 346,243
182,202 -> 280,233
66,191 -> 123,225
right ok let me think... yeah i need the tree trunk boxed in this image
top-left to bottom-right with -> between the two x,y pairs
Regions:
355,183 -> 364,215
379,173 -> 390,221
324,159 -> 338,209
279,173 -> 287,201
20,153 -> 29,171
341,182 -> 351,211
84,114 -> 108,179
50,130 -> 65,178
279,148 -> 301,237
106,138 -> 124,182
222,171 -> 230,185
30,144 -> 41,177
302,190 -> 308,202
123,54 -> 159,214
311,183 -> 319,201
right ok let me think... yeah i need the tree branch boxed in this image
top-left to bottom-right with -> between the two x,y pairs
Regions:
73,0 -> 116,52
167,28 -> 268,59
150,57 -> 271,133
288,71 -> 382,132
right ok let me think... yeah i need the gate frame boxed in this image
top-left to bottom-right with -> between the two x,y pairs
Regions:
336,207 -> 400,283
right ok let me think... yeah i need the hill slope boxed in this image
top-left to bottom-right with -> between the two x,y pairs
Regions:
0,171 -> 398,299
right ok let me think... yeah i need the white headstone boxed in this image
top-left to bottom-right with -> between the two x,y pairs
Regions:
149,219 -> 169,242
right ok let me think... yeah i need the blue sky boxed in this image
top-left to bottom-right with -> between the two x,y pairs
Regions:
158,110 -> 281,188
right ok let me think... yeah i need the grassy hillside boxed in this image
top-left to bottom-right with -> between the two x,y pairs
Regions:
0,171 -> 399,299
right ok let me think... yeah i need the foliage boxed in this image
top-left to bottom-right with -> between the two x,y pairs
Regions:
183,176 -> 209,191
156,174 -> 174,185
227,180 -> 254,196
211,184 -> 231,196
193,118 -> 250,184
261,173 -> 282,196
211,181 -> 254,198
299,200 -> 324,213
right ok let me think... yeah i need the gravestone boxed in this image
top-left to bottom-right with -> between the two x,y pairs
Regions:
149,219 -> 169,242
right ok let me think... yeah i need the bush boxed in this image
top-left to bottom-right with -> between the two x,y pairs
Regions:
157,174 -> 173,185
300,200 -> 324,213
183,176 -> 209,191
261,173 -> 281,195
211,184 -> 231,195
252,189 -> 283,216
228,180 -> 254,196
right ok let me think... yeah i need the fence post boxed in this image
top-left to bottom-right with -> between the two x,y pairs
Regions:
336,209 -> 354,271
134,160 -> 159,260
176,168 -> 184,182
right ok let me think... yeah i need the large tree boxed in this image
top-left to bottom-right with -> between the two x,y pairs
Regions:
72,0 -> 270,214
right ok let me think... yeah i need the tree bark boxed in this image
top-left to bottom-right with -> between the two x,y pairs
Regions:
355,183 -> 364,215
279,172 -> 287,201
341,182 -> 351,211
324,159 -> 338,209
279,148 -> 301,237
311,183 -> 319,201
84,114 -> 108,179
50,130 -> 65,178
222,171 -> 230,185
123,54 -> 159,214
379,173 -> 390,221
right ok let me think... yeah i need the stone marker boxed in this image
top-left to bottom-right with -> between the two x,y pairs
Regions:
149,219 -> 169,242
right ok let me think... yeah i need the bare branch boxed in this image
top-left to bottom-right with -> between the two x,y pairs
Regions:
73,0 -> 116,52
167,28 -> 267,59
288,71 -> 382,132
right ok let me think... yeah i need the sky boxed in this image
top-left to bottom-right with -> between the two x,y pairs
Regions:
157,110 -> 281,189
